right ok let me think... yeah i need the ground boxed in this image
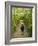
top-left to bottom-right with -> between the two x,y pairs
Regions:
11,20 -> 29,38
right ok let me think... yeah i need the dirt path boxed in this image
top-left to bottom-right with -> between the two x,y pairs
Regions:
11,20 -> 29,38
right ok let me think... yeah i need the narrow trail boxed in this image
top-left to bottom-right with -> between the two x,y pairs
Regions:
11,20 -> 29,38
